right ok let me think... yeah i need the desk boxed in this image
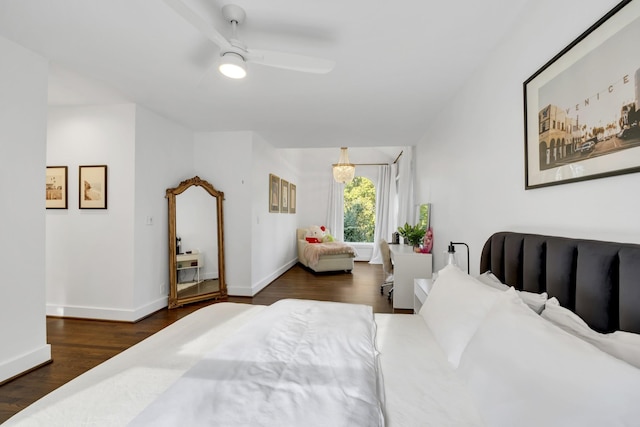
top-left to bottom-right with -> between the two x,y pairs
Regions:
389,244 -> 432,309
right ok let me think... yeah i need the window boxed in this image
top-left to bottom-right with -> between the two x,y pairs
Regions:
343,176 -> 375,243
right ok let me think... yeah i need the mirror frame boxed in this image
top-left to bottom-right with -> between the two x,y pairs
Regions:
166,176 -> 227,308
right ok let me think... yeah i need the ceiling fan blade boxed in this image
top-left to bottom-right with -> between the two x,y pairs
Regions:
246,49 -> 335,74
163,0 -> 231,50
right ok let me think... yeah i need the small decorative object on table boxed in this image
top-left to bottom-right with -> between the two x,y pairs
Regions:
420,228 -> 433,253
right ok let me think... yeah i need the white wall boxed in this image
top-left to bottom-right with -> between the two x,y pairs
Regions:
0,36 -> 51,382
193,131 -> 299,296
193,132 -> 254,296
251,134 -> 298,294
46,104 -> 137,319
133,106 -> 194,312
46,104 -> 193,321
415,0 -> 638,274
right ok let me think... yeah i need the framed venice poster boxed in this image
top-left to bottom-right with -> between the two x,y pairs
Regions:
524,0 -> 640,189
79,165 -> 107,209
46,166 -> 68,209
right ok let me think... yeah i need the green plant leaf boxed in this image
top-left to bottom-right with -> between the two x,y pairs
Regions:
397,222 -> 426,246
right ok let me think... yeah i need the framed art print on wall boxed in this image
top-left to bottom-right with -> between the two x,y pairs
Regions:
269,173 -> 280,213
280,179 -> 289,213
289,183 -> 296,214
46,166 -> 68,209
524,0 -> 640,189
79,165 -> 107,209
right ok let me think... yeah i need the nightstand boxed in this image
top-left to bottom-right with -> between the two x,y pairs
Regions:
176,253 -> 203,292
413,278 -> 433,314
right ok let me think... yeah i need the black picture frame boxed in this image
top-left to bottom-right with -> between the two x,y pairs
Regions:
79,165 -> 108,209
524,0 -> 640,189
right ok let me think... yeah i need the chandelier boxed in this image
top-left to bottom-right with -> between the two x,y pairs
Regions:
332,147 -> 355,183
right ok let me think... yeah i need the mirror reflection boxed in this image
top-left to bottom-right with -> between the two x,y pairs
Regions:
175,186 -> 220,299
417,203 -> 431,230
167,176 -> 226,308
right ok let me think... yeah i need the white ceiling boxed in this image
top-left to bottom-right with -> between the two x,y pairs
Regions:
0,0 -> 529,150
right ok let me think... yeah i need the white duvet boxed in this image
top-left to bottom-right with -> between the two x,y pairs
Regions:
129,299 -> 384,427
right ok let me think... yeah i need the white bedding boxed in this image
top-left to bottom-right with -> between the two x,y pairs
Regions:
375,314 -> 484,426
4,301 -> 485,427
129,299 -> 383,427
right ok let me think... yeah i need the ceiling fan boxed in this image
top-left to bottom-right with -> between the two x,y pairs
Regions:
163,0 -> 336,79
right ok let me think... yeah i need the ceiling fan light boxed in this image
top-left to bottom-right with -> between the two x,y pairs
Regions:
332,147 -> 355,183
219,52 -> 247,79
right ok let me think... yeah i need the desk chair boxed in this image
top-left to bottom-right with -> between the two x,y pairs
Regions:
379,240 -> 394,300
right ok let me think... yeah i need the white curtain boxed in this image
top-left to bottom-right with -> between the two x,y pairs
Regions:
396,146 -> 415,228
326,173 -> 345,242
370,164 -> 396,264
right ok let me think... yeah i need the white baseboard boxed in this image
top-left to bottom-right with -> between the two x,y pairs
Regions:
0,344 -> 51,384
226,286 -> 253,297
227,259 -> 298,297
46,297 -> 168,322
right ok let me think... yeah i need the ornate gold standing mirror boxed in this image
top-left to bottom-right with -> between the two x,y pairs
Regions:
166,176 -> 227,308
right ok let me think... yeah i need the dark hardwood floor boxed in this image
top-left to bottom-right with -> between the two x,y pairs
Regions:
0,262 -> 403,423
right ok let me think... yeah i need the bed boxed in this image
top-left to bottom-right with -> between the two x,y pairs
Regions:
5,231 -> 640,426
296,228 -> 356,272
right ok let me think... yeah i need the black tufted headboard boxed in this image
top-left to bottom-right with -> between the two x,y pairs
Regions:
480,231 -> 640,334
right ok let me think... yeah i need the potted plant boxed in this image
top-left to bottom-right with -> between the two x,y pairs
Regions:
397,223 -> 426,250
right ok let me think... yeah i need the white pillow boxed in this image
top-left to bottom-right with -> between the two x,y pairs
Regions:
476,271 -> 509,291
457,294 -> 640,427
476,271 -> 548,314
419,264 -> 510,368
542,297 -> 640,369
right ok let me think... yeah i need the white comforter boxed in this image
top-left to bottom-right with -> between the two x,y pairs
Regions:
129,299 -> 384,427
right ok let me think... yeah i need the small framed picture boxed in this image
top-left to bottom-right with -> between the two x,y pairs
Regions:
289,183 -> 296,214
269,173 -> 280,213
280,180 -> 289,213
79,165 -> 107,209
46,166 -> 68,209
